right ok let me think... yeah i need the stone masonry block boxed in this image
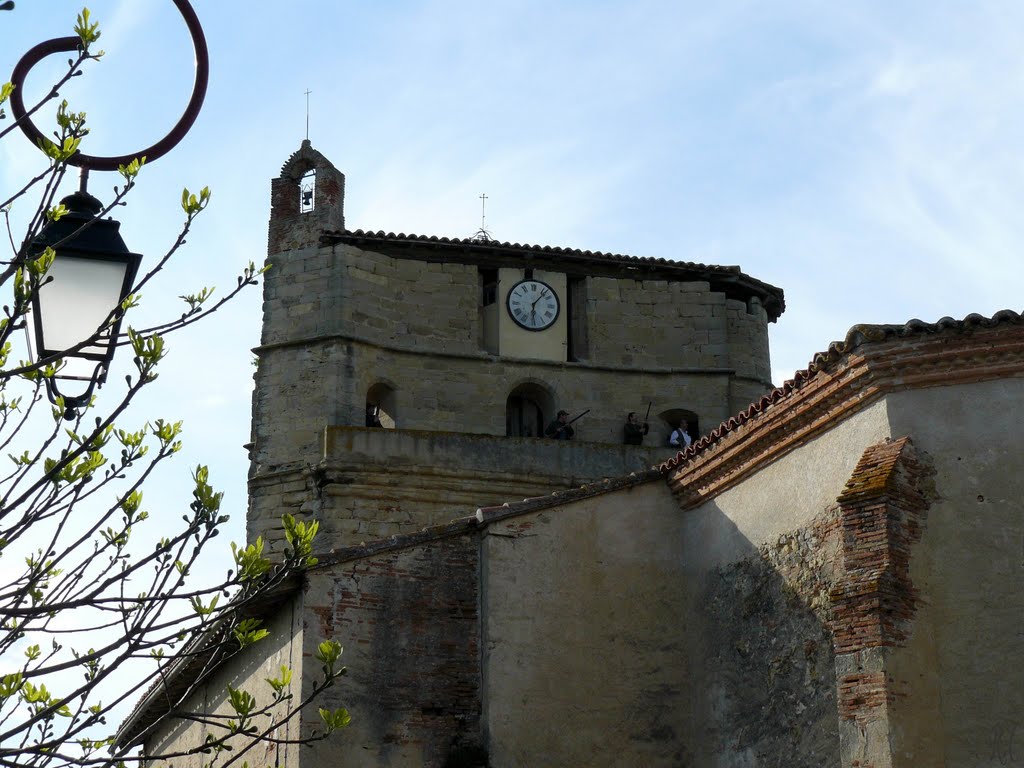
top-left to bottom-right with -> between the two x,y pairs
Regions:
678,281 -> 711,293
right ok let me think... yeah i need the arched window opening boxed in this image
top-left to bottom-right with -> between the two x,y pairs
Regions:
366,382 -> 396,429
658,408 -> 699,448
506,382 -> 555,437
300,169 -> 316,213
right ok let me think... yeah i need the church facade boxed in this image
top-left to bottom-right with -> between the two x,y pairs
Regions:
117,143 -> 1024,767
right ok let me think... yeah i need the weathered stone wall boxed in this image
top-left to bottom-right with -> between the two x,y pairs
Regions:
253,332 -> 740,462
250,427 -> 667,552
698,509 -> 843,765
143,597 -> 305,768
252,240 -> 774,464
262,245 -> 773,376
726,296 -> 772,413
300,528 -> 482,768
338,248 -> 482,354
585,276 -> 720,367
668,401 -> 894,766
579,276 -> 770,390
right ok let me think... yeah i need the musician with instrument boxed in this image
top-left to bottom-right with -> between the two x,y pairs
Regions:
545,409 -> 589,440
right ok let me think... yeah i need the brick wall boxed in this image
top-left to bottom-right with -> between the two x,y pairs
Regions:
829,437 -> 932,768
301,528 -> 482,768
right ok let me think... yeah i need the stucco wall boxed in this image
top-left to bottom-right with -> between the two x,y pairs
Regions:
143,597 -> 305,768
696,399 -> 892,553
482,479 -> 693,766
666,374 -> 1024,767
886,378 -> 1024,767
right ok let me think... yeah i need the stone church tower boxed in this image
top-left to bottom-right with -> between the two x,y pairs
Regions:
248,141 -> 784,553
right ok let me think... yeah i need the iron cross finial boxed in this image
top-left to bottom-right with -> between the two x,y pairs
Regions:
304,89 -> 312,140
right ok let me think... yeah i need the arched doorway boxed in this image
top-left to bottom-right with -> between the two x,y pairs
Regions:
366,382 -> 397,429
506,382 -> 555,438
658,408 -> 699,447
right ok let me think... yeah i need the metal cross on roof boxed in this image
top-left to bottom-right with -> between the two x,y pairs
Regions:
304,89 -> 312,140
471,193 -> 493,242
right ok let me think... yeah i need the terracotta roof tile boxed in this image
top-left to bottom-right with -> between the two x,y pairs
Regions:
333,228 -> 733,271
660,308 -> 1024,473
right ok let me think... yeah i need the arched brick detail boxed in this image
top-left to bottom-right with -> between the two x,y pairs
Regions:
831,437 -> 930,654
829,436 -> 933,767
268,139 -> 345,254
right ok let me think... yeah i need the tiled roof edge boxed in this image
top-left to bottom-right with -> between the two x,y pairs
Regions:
323,228 -> 785,320
660,308 -> 1024,473
113,573 -> 303,750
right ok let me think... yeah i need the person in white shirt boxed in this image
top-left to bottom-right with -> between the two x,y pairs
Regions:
669,420 -> 692,449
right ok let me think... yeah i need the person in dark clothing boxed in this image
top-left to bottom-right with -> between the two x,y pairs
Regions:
623,411 -> 649,445
545,409 -> 575,440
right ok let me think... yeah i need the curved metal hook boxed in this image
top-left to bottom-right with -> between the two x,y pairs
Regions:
9,0 -> 209,172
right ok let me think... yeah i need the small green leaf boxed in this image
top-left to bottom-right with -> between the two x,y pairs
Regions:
227,685 -> 256,717
117,156 -> 146,182
314,639 -> 344,675
74,8 -> 102,49
264,665 -> 292,696
319,706 -> 351,732
232,618 -> 269,648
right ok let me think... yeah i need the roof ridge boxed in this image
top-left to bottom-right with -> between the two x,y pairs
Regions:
323,228 -> 785,321
329,227 -> 738,271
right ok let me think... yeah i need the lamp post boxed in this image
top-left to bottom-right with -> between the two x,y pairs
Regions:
9,0 -> 208,418
29,190 -> 142,419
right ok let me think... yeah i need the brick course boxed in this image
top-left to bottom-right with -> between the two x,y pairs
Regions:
829,437 -> 932,768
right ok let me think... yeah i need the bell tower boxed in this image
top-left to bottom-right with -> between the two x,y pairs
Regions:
248,142 -> 781,555
267,139 -> 345,255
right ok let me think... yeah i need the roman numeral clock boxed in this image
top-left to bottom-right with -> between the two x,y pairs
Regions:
506,279 -> 560,331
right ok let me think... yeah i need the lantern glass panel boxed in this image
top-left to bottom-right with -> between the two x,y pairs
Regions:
37,255 -> 129,380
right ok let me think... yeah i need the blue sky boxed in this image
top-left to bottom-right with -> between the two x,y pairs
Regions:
4,0 -> 1024,549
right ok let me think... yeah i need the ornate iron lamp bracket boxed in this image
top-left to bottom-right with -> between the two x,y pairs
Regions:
8,0 -> 209,171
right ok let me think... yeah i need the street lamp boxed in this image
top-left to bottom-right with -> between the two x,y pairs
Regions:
29,190 -> 142,419
9,0 -> 208,418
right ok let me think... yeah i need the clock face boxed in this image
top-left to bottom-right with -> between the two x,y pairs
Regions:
506,279 -> 560,331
